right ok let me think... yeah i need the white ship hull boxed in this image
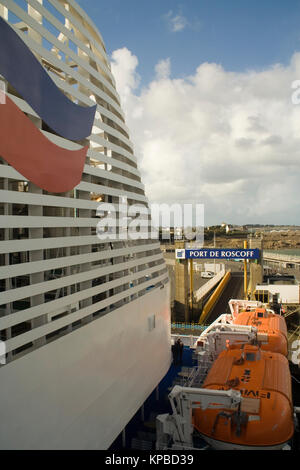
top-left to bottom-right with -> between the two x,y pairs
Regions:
0,284 -> 171,449
0,0 -> 171,449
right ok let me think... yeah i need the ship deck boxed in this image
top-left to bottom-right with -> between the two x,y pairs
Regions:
109,343 -> 208,451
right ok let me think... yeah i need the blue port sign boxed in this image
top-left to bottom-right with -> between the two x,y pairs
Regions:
175,248 -> 260,260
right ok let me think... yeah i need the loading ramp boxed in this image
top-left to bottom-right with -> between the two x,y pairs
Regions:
205,272 -> 244,324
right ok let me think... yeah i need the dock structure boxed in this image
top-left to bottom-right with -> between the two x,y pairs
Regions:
264,251 -> 300,270
174,243 -> 189,322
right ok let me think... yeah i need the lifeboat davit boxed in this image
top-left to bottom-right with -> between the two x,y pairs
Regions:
233,307 -> 288,356
193,344 -> 294,449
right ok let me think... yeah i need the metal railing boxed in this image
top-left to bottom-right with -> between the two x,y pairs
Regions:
170,334 -> 202,347
171,322 -> 207,331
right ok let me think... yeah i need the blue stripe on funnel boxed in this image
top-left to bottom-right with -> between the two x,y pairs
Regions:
0,16 -> 96,141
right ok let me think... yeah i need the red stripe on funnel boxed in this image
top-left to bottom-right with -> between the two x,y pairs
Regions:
0,96 -> 88,193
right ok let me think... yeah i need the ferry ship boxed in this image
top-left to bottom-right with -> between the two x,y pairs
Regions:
0,0 -> 171,449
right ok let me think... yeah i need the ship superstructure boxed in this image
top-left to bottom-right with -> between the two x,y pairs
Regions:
0,0 -> 171,449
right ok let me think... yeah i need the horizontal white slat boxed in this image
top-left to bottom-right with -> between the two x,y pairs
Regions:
1,164 -> 146,201
1,253 -> 165,303
7,88 -> 130,151
0,195 -> 149,228
3,271 -> 168,353
27,0 -> 116,87
65,0 -> 107,53
93,118 -> 133,151
10,22 -> 124,122
6,67 -> 136,165
88,149 -> 139,178
6,92 -> 132,158
0,126 -> 139,178
48,0 -> 108,67
0,263 -> 167,330
5,94 -> 133,165
0,235 -> 160,254
3,0 -> 120,106
0,215 -> 98,228
48,71 -> 131,140
0,1 -> 170,363
0,243 -> 161,280
0,170 -> 144,207
84,165 -> 144,191
0,164 -> 29,182
76,181 -> 147,202
0,214 -> 152,230
88,132 -> 136,165
0,190 -> 99,210
47,68 -> 130,136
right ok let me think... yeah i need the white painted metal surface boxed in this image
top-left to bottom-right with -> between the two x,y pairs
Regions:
171,334 -> 200,347
0,0 -> 171,449
156,386 -> 242,450
256,284 -> 300,304
264,251 -> 300,265
0,286 -> 171,449
194,268 -> 226,303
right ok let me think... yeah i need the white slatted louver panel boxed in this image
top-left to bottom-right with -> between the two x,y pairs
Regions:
0,0 -> 168,362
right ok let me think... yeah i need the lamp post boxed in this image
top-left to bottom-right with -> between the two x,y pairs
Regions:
244,240 -> 248,299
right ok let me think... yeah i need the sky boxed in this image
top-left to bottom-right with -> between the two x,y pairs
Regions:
76,0 -> 300,226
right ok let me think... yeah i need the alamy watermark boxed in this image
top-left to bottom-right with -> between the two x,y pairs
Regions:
0,340 -> 6,365
96,197 -> 204,243
291,80 -> 300,104
0,79 -> 6,105
291,340 -> 300,365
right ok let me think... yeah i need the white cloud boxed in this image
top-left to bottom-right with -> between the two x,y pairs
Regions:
110,48 -> 300,225
155,58 -> 171,80
164,10 -> 188,33
163,10 -> 202,33
111,48 -> 140,107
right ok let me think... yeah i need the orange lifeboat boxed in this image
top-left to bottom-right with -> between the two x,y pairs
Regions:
193,344 -> 294,449
233,308 -> 288,356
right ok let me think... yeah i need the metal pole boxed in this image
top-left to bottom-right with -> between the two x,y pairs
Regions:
214,231 -> 216,274
244,240 -> 248,299
189,258 -> 193,313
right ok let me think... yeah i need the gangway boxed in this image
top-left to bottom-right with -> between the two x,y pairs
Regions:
194,269 -> 226,304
